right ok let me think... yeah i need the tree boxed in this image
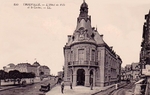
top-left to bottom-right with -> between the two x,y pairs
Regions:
4,72 -> 9,82
9,70 -> 21,85
30,72 -> 35,78
29,72 -> 35,83
21,72 -> 35,84
0,70 -> 6,87
40,72 -> 44,81
21,72 -> 28,79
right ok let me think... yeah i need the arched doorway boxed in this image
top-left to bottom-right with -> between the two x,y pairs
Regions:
77,69 -> 85,86
89,70 -> 93,85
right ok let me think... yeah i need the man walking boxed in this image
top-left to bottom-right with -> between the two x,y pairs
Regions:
61,81 -> 64,94
70,81 -> 72,89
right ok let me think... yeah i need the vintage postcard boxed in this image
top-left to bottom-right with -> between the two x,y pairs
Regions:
0,0 -> 150,95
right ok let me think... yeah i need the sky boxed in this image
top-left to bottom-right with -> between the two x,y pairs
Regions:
0,0 -> 150,75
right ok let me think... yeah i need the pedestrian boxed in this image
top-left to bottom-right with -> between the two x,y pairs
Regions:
61,81 -> 64,94
115,83 -> 118,89
90,83 -> 93,90
48,83 -> 51,91
70,81 -> 72,89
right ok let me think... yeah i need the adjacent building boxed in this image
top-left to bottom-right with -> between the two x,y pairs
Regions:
140,11 -> 150,75
63,1 -> 122,87
3,61 -> 50,77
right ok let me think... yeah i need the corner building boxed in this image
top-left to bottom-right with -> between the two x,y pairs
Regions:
63,1 -> 122,87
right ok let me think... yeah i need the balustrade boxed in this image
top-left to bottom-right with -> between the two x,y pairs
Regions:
68,61 -> 98,67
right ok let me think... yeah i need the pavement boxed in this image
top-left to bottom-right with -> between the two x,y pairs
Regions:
46,84 -> 115,95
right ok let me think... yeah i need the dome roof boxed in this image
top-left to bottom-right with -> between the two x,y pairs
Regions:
32,61 -> 40,66
7,63 -> 15,67
17,63 -> 31,66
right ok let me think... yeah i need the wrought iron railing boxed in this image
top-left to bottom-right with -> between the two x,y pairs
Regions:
68,61 -> 98,66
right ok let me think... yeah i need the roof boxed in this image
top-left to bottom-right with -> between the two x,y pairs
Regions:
40,65 -> 50,69
32,61 -> 40,67
17,63 -> 31,66
7,63 -> 15,67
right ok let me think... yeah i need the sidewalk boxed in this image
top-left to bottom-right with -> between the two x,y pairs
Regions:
46,84 -> 115,95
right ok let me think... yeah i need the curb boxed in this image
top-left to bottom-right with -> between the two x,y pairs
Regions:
91,85 -> 115,95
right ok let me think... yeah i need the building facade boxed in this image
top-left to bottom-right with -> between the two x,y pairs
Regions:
131,63 -> 140,80
140,11 -> 150,74
3,61 -> 50,77
139,10 -> 150,95
63,1 -> 122,87
124,64 -> 133,80
121,63 -> 140,81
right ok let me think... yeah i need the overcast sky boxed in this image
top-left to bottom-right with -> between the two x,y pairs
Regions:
0,0 -> 150,75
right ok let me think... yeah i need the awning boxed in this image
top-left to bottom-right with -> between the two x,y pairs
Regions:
135,79 -> 145,84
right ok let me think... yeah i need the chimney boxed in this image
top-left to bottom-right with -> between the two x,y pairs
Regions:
68,35 -> 71,42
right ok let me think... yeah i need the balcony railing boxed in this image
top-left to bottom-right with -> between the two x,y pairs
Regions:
68,61 -> 98,67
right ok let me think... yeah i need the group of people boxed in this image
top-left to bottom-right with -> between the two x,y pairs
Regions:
60,81 -> 72,94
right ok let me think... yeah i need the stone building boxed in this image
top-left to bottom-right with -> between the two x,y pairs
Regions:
63,1 -> 122,87
140,11 -> 150,73
121,67 -> 126,80
124,64 -> 132,80
131,63 -> 140,80
139,10 -> 150,95
121,63 -> 140,81
3,61 -> 50,77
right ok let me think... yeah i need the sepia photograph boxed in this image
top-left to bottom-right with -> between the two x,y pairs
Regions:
0,0 -> 150,95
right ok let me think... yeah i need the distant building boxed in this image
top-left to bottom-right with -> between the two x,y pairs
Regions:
121,67 -> 126,80
63,1 -> 122,87
131,62 -> 140,80
122,62 -> 140,81
3,61 -> 50,77
124,64 -> 132,80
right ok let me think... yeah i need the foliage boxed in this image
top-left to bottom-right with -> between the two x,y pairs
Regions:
9,70 -> 21,79
0,70 -> 6,80
21,72 -> 35,78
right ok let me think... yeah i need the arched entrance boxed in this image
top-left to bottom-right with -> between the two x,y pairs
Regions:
77,69 -> 85,86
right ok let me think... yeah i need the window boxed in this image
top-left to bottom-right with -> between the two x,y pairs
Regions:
91,50 -> 95,61
78,49 -> 84,62
71,51 -> 73,61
